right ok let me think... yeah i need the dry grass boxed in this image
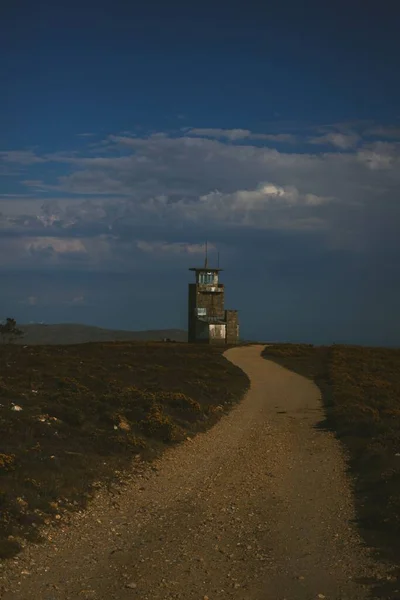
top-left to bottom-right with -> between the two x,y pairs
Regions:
262,343 -> 400,563
0,341 -> 249,559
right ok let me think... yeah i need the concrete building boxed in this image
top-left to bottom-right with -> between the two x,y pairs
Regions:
188,250 -> 239,345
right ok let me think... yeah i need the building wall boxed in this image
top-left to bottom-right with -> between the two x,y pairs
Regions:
188,283 -> 225,342
209,323 -> 226,344
195,319 -> 210,342
195,285 -> 225,319
225,309 -> 239,344
188,283 -> 198,342
188,274 -> 239,345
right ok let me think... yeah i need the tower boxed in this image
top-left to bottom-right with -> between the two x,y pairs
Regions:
188,244 -> 239,344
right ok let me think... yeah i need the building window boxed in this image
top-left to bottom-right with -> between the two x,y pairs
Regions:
199,272 -> 214,284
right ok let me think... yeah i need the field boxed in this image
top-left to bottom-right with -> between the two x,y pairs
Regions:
3,339 -> 399,571
0,341 -> 249,559
262,343 -> 400,563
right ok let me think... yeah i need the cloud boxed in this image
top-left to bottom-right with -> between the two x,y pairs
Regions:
186,128 -> 297,143
21,180 -> 48,190
308,132 -> 360,149
18,133 -> 334,201
27,237 -> 86,254
181,183 -> 333,231
186,128 -> 252,140
253,133 -> 297,142
356,141 -> 400,170
200,183 -> 331,208
26,237 -> 88,263
2,124 -> 400,345
0,193 -> 35,198
0,151 -> 47,165
18,292 -> 85,309
65,295 -> 85,304
363,126 -> 400,139
136,241 -> 215,255
1,125 -> 400,277
19,296 -> 38,306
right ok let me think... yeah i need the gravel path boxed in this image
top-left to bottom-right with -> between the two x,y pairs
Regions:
0,344 -> 391,599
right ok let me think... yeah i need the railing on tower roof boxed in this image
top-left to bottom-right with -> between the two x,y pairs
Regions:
189,242 -> 222,272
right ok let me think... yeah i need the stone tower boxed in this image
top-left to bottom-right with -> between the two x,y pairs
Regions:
188,244 -> 239,344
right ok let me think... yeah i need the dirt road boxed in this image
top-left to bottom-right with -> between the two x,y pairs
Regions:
0,345 -> 390,599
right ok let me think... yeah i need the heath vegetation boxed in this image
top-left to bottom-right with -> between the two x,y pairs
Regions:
262,343 -> 400,563
0,338 -> 249,559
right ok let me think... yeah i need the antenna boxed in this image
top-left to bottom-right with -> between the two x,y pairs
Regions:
217,250 -> 220,268
204,241 -> 208,268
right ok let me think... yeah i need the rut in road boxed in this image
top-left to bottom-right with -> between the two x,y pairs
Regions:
0,344 -> 389,600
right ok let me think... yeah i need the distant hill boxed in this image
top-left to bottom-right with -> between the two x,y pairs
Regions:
16,323 -> 187,345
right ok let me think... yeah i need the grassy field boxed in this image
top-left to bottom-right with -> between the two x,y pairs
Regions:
0,341 -> 249,559
262,343 -> 400,563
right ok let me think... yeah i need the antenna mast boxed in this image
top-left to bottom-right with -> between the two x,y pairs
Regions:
204,241 -> 208,268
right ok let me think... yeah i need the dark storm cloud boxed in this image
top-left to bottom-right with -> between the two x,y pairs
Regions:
1,127 -> 400,344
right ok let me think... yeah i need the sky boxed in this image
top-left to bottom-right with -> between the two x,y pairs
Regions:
1,0 -> 400,346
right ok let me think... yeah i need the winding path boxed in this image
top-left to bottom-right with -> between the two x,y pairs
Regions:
0,345 -> 385,599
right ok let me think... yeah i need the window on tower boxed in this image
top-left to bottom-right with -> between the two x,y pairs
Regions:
199,272 -> 215,284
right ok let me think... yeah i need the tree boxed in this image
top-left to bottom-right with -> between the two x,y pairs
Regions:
0,318 -> 24,344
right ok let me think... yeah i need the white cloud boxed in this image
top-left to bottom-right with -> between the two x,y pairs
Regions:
308,132 -> 360,149
0,151 -> 46,165
27,237 -> 87,256
355,141 -> 400,171
185,128 -> 251,140
252,133 -> 297,143
357,150 -> 394,170
1,124 -> 400,347
0,193 -> 34,198
185,128 -> 297,143
21,134 -> 329,200
199,183 -> 331,211
1,125 -> 400,270
186,183 -> 333,230
21,179 -> 47,190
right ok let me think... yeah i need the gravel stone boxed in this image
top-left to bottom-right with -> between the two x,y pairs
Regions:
0,345 -> 395,599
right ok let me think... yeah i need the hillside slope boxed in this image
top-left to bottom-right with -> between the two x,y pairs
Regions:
16,323 -> 187,345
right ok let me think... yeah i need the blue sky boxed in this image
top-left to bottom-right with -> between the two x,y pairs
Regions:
1,0 -> 400,345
